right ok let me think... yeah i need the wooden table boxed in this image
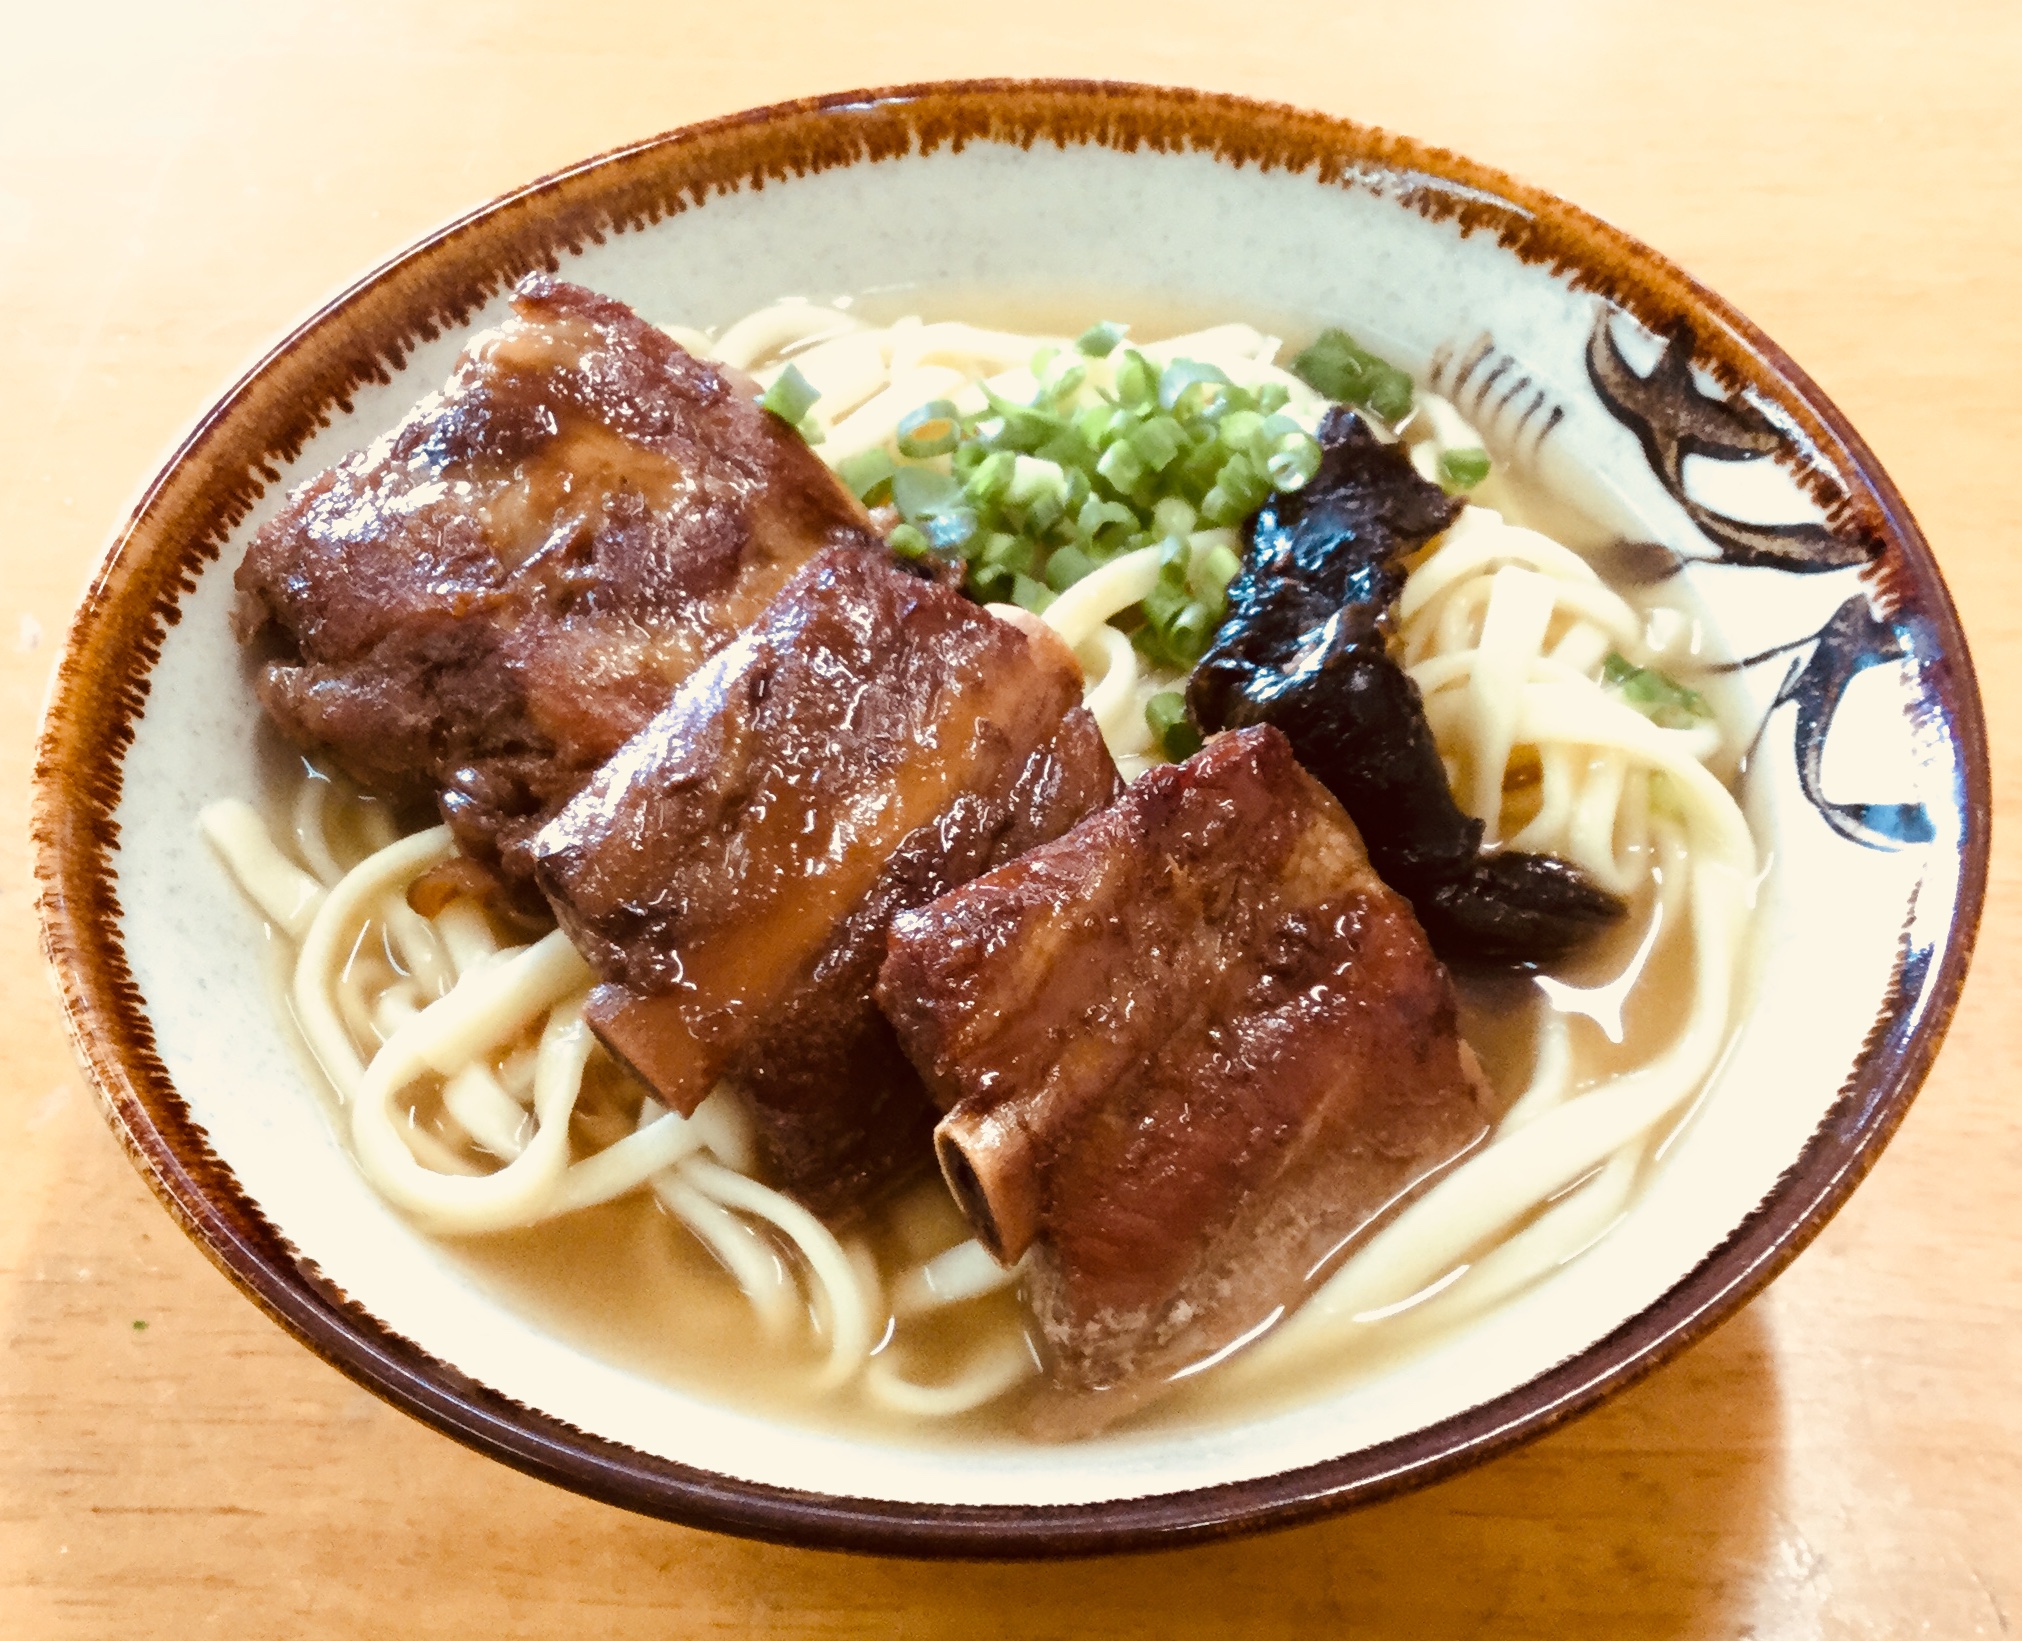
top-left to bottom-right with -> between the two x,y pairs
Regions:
4,2 -> 2016,1633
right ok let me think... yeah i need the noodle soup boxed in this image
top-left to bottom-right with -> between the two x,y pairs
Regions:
205,289 -> 1758,1443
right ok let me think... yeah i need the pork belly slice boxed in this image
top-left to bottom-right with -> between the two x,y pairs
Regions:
876,725 -> 1491,1434
532,547 -> 1120,1215
232,275 -> 876,885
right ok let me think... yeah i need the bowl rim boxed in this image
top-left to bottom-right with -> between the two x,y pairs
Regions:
29,76 -> 1989,1559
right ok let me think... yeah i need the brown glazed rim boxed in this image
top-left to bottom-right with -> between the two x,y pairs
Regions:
30,80 -> 1989,1559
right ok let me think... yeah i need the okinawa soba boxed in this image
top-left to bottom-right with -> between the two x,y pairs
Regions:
202,277 -> 1756,1440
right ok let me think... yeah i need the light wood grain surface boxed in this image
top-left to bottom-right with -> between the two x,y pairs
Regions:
4,2 -> 2017,1634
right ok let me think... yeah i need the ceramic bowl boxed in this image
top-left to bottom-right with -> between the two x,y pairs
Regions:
31,80 -> 1987,1556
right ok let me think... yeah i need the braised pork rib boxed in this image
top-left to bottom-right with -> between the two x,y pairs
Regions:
877,725 -> 1490,1433
233,275 -> 876,884
534,547 -> 1120,1216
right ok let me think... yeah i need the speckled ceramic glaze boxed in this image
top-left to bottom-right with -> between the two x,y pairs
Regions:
31,82 -> 1986,1556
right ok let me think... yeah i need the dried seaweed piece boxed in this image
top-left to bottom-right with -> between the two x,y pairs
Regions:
1188,408 -> 1624,965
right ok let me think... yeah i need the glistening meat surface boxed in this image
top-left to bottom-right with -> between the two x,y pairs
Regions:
877,725 -> 1491,1434
232,275 -> 875,884
534,547 -> 1119,1217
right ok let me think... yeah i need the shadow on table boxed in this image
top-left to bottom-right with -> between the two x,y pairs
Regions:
0,1095 -> 1782,1638
698,1304 -> 1785,1639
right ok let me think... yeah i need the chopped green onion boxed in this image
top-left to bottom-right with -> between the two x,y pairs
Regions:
963,449 -> 1016,506
1036,422 -> 1094,471
1291,328 -> 1415,423
980,532 -> 1037,577
1602,653 -> 1712,730
1364,365 -> 1415,424
1077,495 -> 1136,541
1140,579 -> 1188,650
1165,601 -> 1219,666
1198,485 -> 1241,527
1217,408 -> 1264,456
896,400 -> 962,458
1438,447 -> 1492,492
1021,488 -> 1066,536
1175,437 -> 1227,501
1159,359 -> 1235,418
1076,402 -> 1121,447
1266,429 -> 1324,491
868,331 -> 1334,641
1011,572 -> 1056,614
1224,451 -> 1271,509
1130,620 -> 1168,664
1060,464 -> 1092,515
974,530 -> 1018,568
836,447 -> 897,504
760,363 -> 820,427
891,465 -> 964,523
1114,350 -> 1159,410
1291,329 -> 1375,402
1290,329 -> 1369,403
1096,439 -> 1148,496
1077,321 -> 1127,357
1152,496 -> 1198,540
978,387 -> 1060,452
1045,544 -> 1096,591
1199,452 -> 1269,525
1196,541 -> 1244,597
1128,415 -> 1186,473
1145,691 -> 1203,761
887,522 -> 931,559
1037,353 -> 1087,403
1007,455 -> 1068,509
